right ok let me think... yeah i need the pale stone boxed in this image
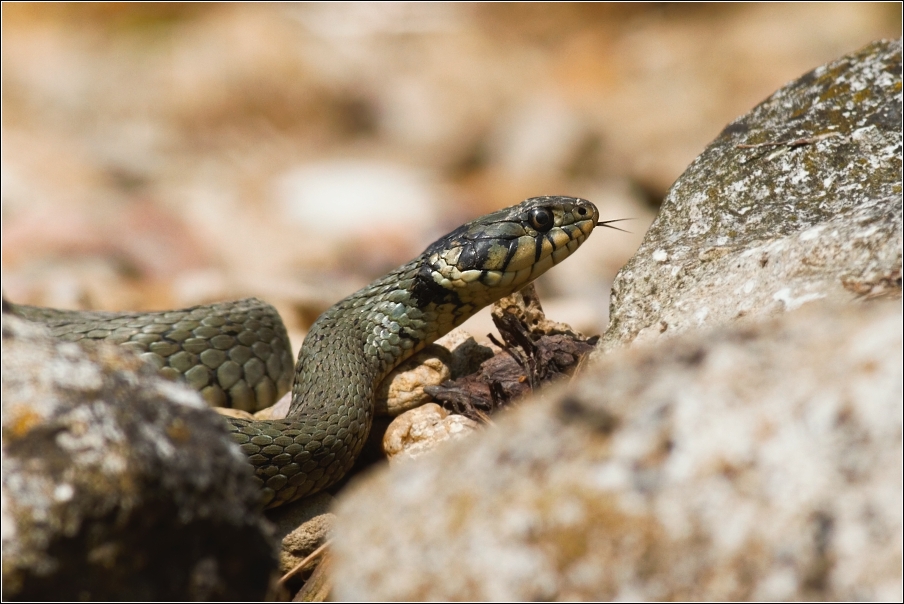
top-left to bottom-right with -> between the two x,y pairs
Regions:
375,346 -> 452,416
383,403 -> 480,461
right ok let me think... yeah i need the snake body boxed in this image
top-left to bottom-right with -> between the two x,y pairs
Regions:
10,196 -> 600,508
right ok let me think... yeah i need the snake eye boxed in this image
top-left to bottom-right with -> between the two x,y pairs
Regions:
528,207 -> 554,232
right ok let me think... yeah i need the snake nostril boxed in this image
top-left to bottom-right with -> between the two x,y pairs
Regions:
577,208 -> 587,216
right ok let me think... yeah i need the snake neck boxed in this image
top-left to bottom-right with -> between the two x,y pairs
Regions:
286,242 -> 520,423
288,258 -> 431,419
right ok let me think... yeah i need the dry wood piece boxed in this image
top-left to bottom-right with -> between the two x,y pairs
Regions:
426,284 -> 598,421
291,549 -> 333,602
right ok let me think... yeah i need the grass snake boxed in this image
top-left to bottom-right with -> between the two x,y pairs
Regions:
9,196 -> 609,508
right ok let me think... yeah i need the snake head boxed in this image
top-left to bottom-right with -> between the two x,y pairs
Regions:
414,196 -> 600,308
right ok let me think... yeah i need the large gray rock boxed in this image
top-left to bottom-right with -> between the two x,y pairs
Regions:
602,39 -> 902,351
1,315 -> 277,600
333,301 -> 902,601
330,40 -> 904,601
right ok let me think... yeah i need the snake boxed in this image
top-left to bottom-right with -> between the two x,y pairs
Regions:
8,196 -> 608,509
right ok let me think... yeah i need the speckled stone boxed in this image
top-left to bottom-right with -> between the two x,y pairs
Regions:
602,39 -> 902,352
334,301 -> 903,601
1,315 -> 276,600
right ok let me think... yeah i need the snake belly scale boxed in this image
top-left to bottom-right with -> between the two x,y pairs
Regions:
10,196 -> 601,508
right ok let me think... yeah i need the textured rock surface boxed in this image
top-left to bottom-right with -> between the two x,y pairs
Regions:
1,315 -> 277,600
266,492 -> 335,575
382,403 -> 480,462
602,39 -> 902,351
331,42 -> 904,601
435,328 -> 496,381
333,301 -> 903,601
374,345 -> 453,417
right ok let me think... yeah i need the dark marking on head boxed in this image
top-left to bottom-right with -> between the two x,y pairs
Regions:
503,238 -> 519,271
458,243 -> 479,270
410,264 -> 463,309
534,233 -> 544,262
458,239 -> 500,271
545,231 -> 560,258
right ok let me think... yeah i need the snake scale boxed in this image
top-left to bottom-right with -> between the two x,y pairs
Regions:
9,196 -> 607,508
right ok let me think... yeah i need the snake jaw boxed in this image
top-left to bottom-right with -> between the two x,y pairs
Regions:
418,196 -> 600,305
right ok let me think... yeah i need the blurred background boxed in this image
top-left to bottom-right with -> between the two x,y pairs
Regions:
2,3 -> 900,353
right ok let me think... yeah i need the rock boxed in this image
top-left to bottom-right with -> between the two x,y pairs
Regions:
1,314 -> 277,600
332,301 -> 902,601
373,330 -> 496,418
435,327 -> 495,379
374,345 -> 452,417
330,42 -> 904,601
382,403 -> 480,462
215,406 -> 255,420
492,285 -> 588,339
266,492 -> 335,575
602,39 -> 902,352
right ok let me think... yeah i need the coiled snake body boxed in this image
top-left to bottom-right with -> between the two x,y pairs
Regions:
10,196 -> 602,508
